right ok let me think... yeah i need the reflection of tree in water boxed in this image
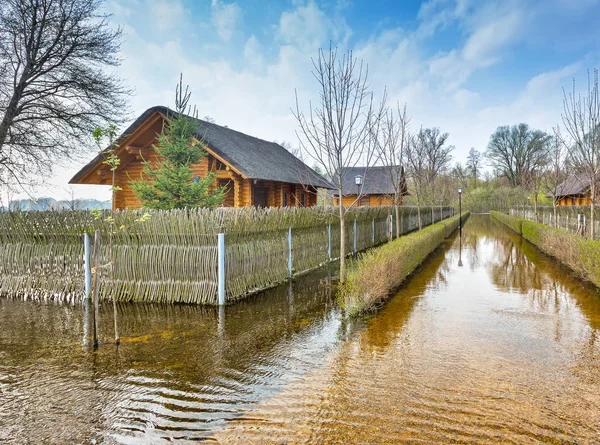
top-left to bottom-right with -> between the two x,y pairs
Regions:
487,216 -> 600,385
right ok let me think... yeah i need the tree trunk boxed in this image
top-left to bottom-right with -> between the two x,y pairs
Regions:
339,199 -> 346,283
394,204 -> 400,238
417,205 -> 422,230
553,199 -> 558,228
590,183 -> 596,239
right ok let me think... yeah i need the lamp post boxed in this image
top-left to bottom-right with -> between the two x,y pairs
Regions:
458,187 -> 463,237
354,175 -> 363,206
440,198 -> 444,221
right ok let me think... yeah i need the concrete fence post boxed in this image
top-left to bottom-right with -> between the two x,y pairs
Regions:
327,223 -> 331,261
84,233 -> 92,300
288,226 -> 293,277
218,233 -> 226,305
353,219 -> 357,254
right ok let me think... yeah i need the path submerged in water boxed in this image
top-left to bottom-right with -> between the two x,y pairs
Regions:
1,215 -> 599,444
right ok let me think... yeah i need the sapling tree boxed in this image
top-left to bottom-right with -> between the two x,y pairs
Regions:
293,45 -> 386,283
374,103 -> 410,238
130,77 -> 225,210
543,127 -> 567,227
562,69 -> 600,239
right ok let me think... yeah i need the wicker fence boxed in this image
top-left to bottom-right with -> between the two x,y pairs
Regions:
509,205 -> 600,240
0,206 -> 454,305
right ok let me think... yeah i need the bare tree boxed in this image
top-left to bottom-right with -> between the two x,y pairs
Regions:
406,129 -> 427,229
64,186 -> 83,211
0,0 -> 130,188
466,148 -> 481,188
486,124 -> 550,187
562,69 -> 600,238
375,103 -> 410,238
543,127 -> 567,227
293,45 -> 386,282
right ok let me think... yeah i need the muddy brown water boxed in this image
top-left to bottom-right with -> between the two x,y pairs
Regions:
1,214 -> 599,444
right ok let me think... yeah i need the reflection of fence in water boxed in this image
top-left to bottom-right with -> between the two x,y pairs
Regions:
0,206 -> 454,304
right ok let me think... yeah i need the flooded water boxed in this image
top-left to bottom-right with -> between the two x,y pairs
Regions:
1,215 -> 600,444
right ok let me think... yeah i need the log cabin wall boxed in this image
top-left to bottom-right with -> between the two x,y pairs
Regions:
334,194 -> 394,207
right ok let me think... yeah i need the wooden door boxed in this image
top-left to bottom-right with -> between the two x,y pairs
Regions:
253,185 -> 268,207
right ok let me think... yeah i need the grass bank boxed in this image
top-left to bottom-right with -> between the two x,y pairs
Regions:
338,212 -> 470,316
491,211 -> 600,289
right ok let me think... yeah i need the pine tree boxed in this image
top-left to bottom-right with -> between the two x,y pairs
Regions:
130,77 -> 224,210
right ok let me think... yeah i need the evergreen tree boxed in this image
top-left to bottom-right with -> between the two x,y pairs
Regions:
130,77 -> 224,210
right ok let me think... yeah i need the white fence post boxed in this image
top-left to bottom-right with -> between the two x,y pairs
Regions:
327,223 -> 331,260
84,233 -> 92,300
218,233 -> 226,305
353,219 -> 357,254
372,218 -> 375,245
288,227 -> 293,277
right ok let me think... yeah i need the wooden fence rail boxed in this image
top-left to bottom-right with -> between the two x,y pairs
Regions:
0,206 -> 454,305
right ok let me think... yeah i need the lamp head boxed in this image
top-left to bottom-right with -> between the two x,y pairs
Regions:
354,175 -> 363,186
458,187 -> 463,195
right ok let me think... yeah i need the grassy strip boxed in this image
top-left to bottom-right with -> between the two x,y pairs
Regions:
491,211 -> 600,289
489,210 -> 526,234
339,212 -> 470,316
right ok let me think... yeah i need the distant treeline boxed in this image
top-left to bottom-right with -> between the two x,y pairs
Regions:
6,198 -> 111,211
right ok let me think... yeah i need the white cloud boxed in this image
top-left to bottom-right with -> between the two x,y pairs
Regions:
148,0 -> 185,32
278,1 -> 351,50
211,0 -> 241,42
244,35 -> 263,68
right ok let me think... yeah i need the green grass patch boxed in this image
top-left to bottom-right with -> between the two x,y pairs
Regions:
490,210 -> 526,234
338,212 -> 470,316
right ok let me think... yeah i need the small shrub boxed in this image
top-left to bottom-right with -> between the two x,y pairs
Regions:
490,210 -> 527,234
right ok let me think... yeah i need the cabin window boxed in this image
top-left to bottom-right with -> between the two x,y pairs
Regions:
216,160 -> 227,170
300,193 -> 306,207
358,196 -> 370,207
283,191 -> 289,207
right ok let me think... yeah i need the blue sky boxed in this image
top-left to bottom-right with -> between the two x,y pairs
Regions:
50,0 -> 600,200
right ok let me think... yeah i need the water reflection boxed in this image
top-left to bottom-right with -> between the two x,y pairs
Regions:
215,214 -> 600,444
0,265 -> 343,444
1,215 -> 600,444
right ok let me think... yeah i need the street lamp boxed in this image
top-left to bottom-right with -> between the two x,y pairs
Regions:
458,187 -> 463,237
354,175 -> 363,206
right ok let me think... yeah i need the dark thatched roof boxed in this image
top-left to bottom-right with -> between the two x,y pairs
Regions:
70,106 -> 333,189
332,166 -> 408,196
553,174 -> 599,197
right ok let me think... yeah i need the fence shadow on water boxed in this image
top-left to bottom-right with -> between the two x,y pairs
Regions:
0,206 -> 454,305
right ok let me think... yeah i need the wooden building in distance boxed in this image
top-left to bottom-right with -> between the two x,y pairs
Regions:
332,166 -> 408,207
70,106 -> 332,209
552,174 -> 599,206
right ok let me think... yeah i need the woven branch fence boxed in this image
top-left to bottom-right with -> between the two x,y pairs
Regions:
510,205 -> 600,240
0,205 -> 454,305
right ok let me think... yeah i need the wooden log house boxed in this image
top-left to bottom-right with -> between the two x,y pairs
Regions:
332,166 -> 408,207
552,174 -> 600,206
70,106 -> 332,209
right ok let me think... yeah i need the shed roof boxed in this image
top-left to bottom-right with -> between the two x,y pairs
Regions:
70,106 -> 333,189
333,166 -> 408,196
553,174 -> 599,197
